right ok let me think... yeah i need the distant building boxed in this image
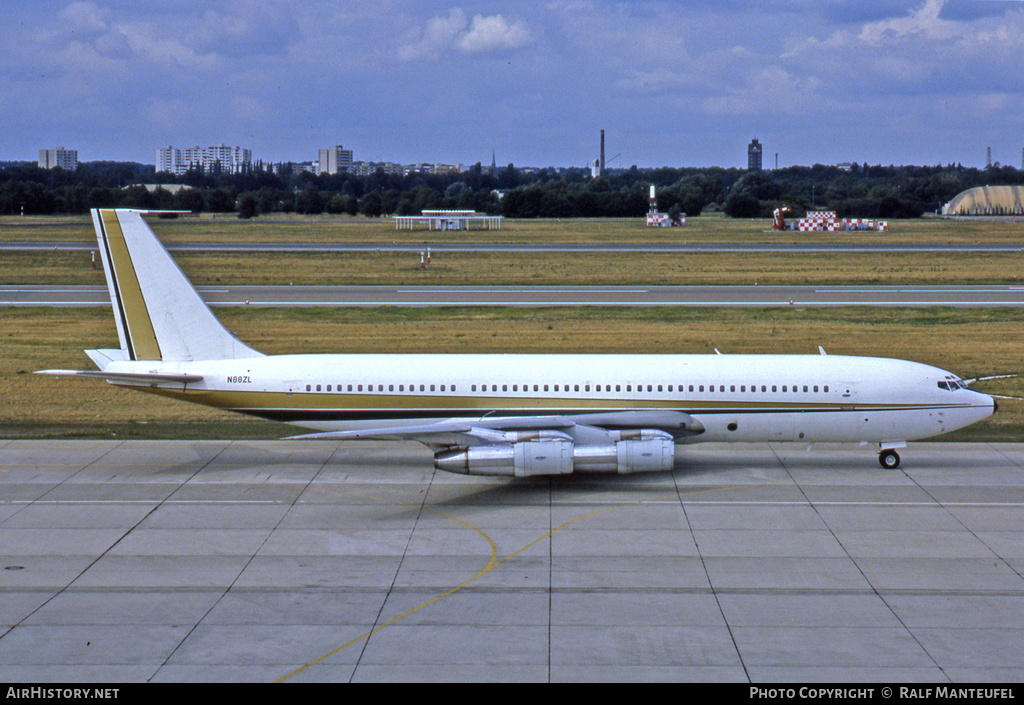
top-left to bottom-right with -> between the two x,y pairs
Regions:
271,161 -> 316,175
156,144 -> 252,175
39,147 -> 78,170
943,185 -> 1024,216
352,161 -> 404,176
747,139 -> 762,171
394,210 -> 503,231
317,145 -> 354,175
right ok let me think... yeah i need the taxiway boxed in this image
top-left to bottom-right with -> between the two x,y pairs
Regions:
2,440 -> 1022,682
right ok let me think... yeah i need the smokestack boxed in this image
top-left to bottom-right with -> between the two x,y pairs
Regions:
600,130 -> 605,175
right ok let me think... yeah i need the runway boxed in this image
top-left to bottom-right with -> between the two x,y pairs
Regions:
4,284 -> 1024,307
2,440 -> 1022,682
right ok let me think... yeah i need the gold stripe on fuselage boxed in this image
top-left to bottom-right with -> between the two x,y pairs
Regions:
139,387 -> 959,416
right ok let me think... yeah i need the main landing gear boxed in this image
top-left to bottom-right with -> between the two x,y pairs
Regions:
878,449 -> 901,469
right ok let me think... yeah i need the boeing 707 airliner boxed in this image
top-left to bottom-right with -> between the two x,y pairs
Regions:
38,209 -> 996,476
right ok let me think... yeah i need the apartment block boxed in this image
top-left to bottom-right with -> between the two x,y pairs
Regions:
317,145 -> 354,175
156,144 -> 252,175
39,147 -> 78,170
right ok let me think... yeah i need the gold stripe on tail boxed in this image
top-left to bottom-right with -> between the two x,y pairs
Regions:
100,209 -> 162,360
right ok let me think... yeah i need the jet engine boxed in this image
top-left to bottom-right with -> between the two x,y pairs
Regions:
433,430 -> 675,477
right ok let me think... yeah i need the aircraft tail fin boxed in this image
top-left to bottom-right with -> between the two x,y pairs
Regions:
92,209 -> 263,362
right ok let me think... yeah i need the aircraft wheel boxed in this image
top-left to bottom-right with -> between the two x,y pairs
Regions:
879,449 -> 901,469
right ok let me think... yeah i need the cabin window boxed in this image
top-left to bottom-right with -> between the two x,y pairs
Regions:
730,385 -> 735,392
544,384 -> 549,392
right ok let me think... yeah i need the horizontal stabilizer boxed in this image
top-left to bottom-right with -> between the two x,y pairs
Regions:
36,369 -> 202,386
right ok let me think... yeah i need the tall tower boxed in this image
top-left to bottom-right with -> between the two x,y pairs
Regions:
747,139 -> 762,171
600,129 -> 606,176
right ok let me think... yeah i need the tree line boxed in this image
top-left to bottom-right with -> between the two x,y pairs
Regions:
2,159 -> 1022,219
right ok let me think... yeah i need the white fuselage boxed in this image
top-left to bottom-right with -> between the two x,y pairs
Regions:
109,352 -> 996,446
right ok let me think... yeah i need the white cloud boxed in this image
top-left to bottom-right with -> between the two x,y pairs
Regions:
858,0 -> 958,44
397,7 -> 533,60
457,13 -> 533,53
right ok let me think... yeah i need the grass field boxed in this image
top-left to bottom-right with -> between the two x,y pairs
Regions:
6,249 -> 1024,287
4,210 -> 1024,244
2,214 -> 1022,440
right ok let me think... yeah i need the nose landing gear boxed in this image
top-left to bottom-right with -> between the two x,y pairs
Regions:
879,449 -> 901,469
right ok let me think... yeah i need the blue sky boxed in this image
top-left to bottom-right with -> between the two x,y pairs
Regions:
3,0 -> 1023,168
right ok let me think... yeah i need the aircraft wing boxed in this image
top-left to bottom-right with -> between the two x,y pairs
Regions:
288,410 -> 703,446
